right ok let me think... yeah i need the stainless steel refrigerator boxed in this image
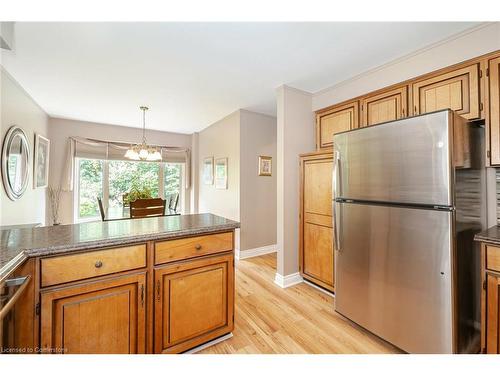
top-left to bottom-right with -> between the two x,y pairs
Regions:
332,109 -> 486,354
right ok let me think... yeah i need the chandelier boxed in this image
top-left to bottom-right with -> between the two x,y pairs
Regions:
124,106 -> 162,161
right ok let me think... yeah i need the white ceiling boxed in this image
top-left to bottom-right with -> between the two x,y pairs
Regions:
1,22 -> 480,133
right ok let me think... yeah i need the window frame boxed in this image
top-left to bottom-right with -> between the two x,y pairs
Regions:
74,158 -> 185,223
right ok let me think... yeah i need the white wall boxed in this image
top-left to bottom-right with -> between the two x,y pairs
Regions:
276,85 -> 315,278
239,110 -> 277,251
0,68 -> 49,227
197,110 -> 240,222
48,117 -> 192,225
313,23 -> 500,111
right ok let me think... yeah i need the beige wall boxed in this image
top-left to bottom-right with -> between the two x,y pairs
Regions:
197,111 -> 240,222
239,110 -> 277,251
0,68 -> 49,227
197,109 -> 277,252
276,85 -> 315,278
313,22 -> 500,111
48,117 -> 192,224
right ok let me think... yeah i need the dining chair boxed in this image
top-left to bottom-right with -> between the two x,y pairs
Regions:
97,197 -> 106,221
130,198 -> 166,218
170,193 -> 179,213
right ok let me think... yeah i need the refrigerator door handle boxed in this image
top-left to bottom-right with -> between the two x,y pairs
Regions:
333,150 -> 341,251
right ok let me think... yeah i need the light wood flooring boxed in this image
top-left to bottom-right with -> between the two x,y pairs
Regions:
200,253 -> 401,354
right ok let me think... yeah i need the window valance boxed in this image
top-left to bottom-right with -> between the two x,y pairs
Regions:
62,136 -> 191,191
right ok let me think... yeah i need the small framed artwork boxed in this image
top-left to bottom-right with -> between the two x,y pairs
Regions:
258,156 -> 272,176
34,134 -> 50,188
215,157 -> 228,189
203,157 -> 214,185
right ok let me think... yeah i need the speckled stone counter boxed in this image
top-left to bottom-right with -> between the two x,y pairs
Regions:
0,213 -> 240,283
474,225 -> 500,246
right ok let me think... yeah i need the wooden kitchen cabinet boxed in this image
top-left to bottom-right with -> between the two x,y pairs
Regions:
315,101 -> 359,150
488,56 -> 500,165
361,86 -> 408,127
154,253 -> 234,353
486,273 -> 500,354
480,244 -> 500,354
299,151 -> 334,292
40,272 -> 146,354
412,63 -> 480,120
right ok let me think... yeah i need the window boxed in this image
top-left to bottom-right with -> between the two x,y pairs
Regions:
75,158 -> 184,223
76,159 -> 104,220
164,163 -> 182,209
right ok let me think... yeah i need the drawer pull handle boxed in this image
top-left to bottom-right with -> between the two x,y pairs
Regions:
95,260 -> 103,268
195,244 -> 202,250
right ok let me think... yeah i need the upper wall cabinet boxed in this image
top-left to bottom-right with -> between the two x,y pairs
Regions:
411,63 -> 480,120
361,86 -> 408,127
315,100 -> 359,150
488,56 -> 500,165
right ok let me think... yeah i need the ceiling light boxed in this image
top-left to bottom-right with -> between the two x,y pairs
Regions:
125,106 -> 162,161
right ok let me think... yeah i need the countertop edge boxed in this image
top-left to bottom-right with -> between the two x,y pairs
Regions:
474,234 -> 500,246
0,251 -> 28,284
0,221 -> 239,284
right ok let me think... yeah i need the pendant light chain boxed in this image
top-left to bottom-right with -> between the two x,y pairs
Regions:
124,106 -> 162,161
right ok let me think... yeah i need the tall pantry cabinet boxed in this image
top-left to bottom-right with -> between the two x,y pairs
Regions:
299,151 -> 335,292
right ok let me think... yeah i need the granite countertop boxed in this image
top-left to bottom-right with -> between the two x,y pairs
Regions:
474,225 -> 500,246
0,213 -> 240,283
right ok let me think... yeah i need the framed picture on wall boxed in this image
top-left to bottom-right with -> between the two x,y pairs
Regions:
214,157 -> 228,189
203,157 -> 214,185
34,134 -> 50,188
258,156 -> 272,176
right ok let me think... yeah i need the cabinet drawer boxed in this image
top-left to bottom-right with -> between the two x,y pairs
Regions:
486,245 -> 500,273
41,244 -> 147,287
155,232 -> 233,265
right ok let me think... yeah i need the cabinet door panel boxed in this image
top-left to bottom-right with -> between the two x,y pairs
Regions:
362,87 -> 407,126
299,153 -> 334,292
303,222 -> 334,287
304,159 -> 333,216
489,57 -> 500,165
41,273 -> 146,354
487,273 -> 500,354
316,101 -> 359,149
154,254 -> 234,353
412,64 -> 480,120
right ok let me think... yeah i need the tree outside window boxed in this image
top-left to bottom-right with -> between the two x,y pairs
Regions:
78,159 -> 103,218
109,161 -> 160,208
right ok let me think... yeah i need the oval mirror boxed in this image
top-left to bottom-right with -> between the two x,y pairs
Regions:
1,126 -> 30,200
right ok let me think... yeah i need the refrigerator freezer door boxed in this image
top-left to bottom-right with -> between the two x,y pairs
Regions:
335,202 -> 454,354
333,110 -> 453,206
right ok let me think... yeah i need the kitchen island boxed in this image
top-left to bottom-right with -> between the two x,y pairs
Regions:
0,213 -> 239,354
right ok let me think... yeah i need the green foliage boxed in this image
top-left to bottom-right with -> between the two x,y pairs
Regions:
164,163 -> 181,198
108,161 -> 159,207
78,159 -> 103,218
124,185 -> 153,204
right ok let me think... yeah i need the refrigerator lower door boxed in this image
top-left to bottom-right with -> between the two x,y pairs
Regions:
335,202 -> 454,354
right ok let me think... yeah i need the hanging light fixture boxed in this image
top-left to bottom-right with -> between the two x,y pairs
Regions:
125,106 -> 162,161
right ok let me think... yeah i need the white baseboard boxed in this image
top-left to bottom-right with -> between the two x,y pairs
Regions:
303,279 -> 335,297
274,272 -> 303,288
236,244 -> 277,260
184,333 -> 233,354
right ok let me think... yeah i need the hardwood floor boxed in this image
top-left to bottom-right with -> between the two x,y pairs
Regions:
199,253 -> 401,354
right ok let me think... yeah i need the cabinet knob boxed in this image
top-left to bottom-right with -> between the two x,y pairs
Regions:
95,260 -> 103,268
195,244 -> 202,250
